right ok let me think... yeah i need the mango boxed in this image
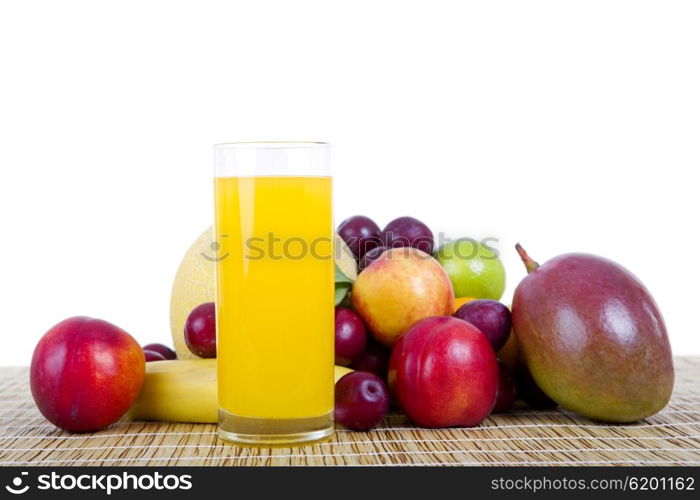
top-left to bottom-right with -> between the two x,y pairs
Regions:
511,244 -> 673,422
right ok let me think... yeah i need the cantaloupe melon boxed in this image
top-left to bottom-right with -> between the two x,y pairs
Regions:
169,227 -> 216,359
170,227 -> 357,359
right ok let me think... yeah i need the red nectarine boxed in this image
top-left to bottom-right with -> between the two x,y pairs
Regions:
352,247 -> 454,347
30,316 -> 145,432
388,316 -> 498,428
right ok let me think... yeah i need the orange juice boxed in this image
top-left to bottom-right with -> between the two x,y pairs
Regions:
214,176 -> 334,438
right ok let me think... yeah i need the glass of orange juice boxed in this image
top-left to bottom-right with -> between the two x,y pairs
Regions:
214,142 -> 334,445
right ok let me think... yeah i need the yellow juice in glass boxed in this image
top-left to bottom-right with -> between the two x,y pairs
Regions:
214,175 -> 334,443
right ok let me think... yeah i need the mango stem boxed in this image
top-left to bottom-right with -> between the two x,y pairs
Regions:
515,243 -> 540,273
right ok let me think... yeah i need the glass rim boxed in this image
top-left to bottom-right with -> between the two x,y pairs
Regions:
214,141 -> 329,150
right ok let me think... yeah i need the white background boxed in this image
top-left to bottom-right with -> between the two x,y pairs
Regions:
1,1 -> 698,366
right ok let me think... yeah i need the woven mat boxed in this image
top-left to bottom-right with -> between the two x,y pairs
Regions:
1,358 -> 698,466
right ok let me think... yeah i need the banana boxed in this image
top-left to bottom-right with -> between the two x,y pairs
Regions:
127,359 -> 353,424
333,364 -> 354,382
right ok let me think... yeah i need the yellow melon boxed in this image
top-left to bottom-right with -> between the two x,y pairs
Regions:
169,227 -> 216,359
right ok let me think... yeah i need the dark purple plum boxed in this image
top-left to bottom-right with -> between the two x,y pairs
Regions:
515,364 -> 557,410
380,216 -> 434,255
335,307 -> 368,366
454,299 -> 512,351
184,302 -> 217,358
492,360 -> 516,413
337,216 -> 381,259
350,338 -> 390,379
142,343 -> 177,360
334,372 -> 390,431
358,245 -> 387,271
143,349 -> 166,362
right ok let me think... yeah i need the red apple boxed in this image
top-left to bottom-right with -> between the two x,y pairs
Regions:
389,316 -> 498,427
30,316 -> 145,432
352,247 -> 454,347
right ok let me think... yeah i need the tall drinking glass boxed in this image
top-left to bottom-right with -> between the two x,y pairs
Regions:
214,142 -> 334,445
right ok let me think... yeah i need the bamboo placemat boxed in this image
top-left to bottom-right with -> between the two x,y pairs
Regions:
1,358 -> 698,466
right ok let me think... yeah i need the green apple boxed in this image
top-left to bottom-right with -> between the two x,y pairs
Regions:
435,239 -> 505,300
